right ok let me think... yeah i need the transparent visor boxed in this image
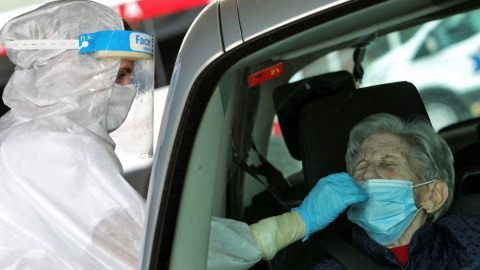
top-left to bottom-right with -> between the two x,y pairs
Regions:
110,57 -> 154,160
5,30 -> 155,159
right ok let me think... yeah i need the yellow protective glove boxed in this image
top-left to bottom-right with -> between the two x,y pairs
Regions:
249,210 -> 306,260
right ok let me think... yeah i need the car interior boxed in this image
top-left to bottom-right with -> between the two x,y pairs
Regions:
171,1 -> 480,269
233,79 -> 441,270
153,1 -> 480,269
248,77 -> 480,269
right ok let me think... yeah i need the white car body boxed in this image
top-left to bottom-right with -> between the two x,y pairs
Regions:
363,12 -> 480,130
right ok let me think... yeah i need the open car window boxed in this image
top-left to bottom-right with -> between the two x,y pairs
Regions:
221,5 -> 480,269
147,2 -> 480,269
362,8 -> 480,131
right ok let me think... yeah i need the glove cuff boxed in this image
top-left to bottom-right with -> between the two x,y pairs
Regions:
249,211 -> 307,260
291,208 -> 311,241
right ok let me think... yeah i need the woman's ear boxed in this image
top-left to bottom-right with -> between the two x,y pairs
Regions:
423,180 -> 449,213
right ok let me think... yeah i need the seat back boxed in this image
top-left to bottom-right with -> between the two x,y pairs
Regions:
448,122 -> 480,202
297,81 -> 430,189
273,71 -> 357,160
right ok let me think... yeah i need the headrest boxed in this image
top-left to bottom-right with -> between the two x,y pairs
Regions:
273,71 -> 357,160
298,81 -> 430,189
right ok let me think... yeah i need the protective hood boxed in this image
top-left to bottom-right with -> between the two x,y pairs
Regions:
0,1 -> 145,269
0,0 -> 121,131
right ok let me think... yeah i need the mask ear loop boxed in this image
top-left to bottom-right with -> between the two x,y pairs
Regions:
412,179 -> 436,188
412,180 -> 438,212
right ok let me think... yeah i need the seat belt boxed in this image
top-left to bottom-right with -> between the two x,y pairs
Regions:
231,136 -> 295,210
250,140 -> 294,190
353,45 -> 366,84
316,230 -> 384,270
232,149 -> 289,211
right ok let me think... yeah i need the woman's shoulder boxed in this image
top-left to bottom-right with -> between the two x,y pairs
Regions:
435,214 -> 480,268
435,214 -> 480,238
437,214 -> 480,227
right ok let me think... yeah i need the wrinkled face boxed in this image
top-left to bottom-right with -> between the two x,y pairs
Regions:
353,132 -> 421,185
115,60 -> 134,85
352,132 -> 434,211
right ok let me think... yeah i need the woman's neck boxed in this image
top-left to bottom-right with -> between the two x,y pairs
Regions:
386,209 -> 427,248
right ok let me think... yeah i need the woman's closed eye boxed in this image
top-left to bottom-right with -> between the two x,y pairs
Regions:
380,159 -> 398,169
355,160 -> 368,171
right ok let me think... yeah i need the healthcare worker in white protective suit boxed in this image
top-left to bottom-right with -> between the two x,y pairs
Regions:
0,0 -> 155,268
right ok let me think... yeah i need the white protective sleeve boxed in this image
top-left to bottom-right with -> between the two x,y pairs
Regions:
206,211 -> 307,269
249,210 -> 307,260
208,217 -> 262,270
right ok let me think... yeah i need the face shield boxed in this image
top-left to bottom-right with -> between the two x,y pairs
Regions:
5,30 -> 155,159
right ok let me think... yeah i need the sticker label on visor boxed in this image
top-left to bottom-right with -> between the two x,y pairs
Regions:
79,30 -> 154,60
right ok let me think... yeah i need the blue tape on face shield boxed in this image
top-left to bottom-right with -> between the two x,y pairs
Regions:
5,30 -> 154,60
347,179 -> 434,246
79,30 -> 154,60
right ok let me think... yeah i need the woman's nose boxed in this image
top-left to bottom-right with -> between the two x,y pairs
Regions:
362,164 -> 379,180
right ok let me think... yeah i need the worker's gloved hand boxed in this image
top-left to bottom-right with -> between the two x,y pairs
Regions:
293,172 -> 368,240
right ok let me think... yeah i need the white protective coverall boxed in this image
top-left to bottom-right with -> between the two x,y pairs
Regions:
0,1 -> 145,269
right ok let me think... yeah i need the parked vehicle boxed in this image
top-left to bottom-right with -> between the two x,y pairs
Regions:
362,9 -> 480,130
140,0 -> 480,269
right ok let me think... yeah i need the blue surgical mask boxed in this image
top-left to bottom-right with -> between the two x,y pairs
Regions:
347,179 -> 434,246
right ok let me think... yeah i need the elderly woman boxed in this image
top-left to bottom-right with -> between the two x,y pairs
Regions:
241,113 -> 480,269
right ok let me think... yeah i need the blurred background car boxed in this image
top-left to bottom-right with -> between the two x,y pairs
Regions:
362,9 -> 480,130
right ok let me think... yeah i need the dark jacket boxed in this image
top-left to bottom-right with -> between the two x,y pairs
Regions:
313,214 -> 480,269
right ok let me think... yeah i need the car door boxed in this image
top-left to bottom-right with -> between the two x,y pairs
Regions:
140,0 -> 480,269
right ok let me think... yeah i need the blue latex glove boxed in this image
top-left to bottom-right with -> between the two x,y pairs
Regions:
293,172 -> 368,240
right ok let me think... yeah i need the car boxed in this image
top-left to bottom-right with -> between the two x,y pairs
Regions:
140,0 -> 480,269
362,9 -> 480,131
